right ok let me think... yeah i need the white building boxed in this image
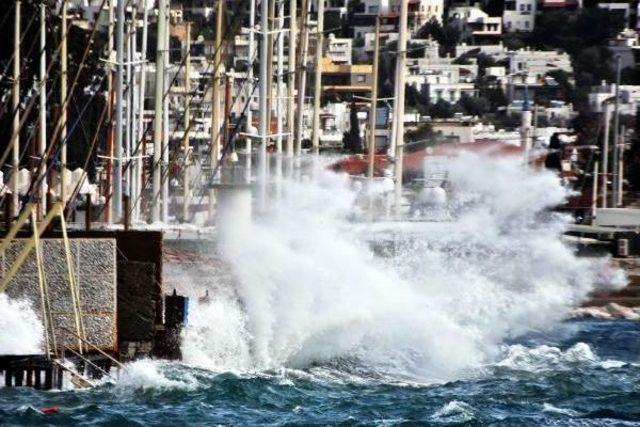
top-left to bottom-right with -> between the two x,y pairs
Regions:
390,0 -> 444,27
503,0 -> 536,32
508,49 -> 573,80
323,0 -> 349,18
449,6 -> 502,42
588,82 -> 640,115
326,34 -> 353,65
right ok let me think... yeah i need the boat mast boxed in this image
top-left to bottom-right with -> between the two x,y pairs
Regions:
60,0 -> 68,204
311,0 -> 324,156
294,0 -> 310,156
245,0 -> 256,183
152,0 -> 167,222
368,16 -> 380,181
258,0 -> 269,209
392,0 -> 408,216
209,0 -> 224,220
113,0 -> 125,221
135,1 -> 149,222
183,22 -> 191,222
39,1 -> 47,217
276,0 -> 285,155
286,0 -> 297,161
162,3 -> 170,222
11,0 -> 20,217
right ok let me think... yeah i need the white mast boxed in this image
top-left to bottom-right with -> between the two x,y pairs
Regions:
162,3 -> 170,222
259,0 -> 269,209
39,1 -> 47,216
11,0 -> 20,216
60,0 -> 68,204
612,55 -> 621,206
368,17 -> 380,181
311,0 -> 324,155
276,0 -> 285,155
183,22 -> 191,222
105,0 -> 114,223
113,0 -> 125,221
245,0 -> 256,183
392,0 -> 408,216
129,5 -> 138,223
135,1 -> 149,222
152,0 -> 167,222
294,0 -> 311,155
209,0 -> 224,221
125,19 -> 133,204
286,0 -> 297,160
601,102 -> 611,209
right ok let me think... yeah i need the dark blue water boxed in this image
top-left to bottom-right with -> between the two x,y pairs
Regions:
1,319 -> 639,426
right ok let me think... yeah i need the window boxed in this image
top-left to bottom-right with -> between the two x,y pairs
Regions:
369,6 -> 378,13
526,4 -> 532,11
525,20 -> 529,28
356,74 -> 366,83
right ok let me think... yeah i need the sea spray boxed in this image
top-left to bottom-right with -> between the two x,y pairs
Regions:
181,153 -> 626,381
0,294 -> 43,355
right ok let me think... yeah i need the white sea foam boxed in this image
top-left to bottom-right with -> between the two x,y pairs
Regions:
432,400 -> 476,422
542,402 -> 580,417
181,153 -> 626,382
115,359 -> 200,391
0,294 -> 43,355
495,342 -> 597,371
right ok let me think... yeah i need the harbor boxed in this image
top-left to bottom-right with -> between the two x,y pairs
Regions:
0,0 -> 639,425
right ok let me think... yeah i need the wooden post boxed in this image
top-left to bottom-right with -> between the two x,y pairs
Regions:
4,196 -> 12,231
123,195 -> 130,230
86,194 -> 92,231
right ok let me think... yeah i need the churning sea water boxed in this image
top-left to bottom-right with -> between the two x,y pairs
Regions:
1,154 -> 638,425
0,320 -> 638,426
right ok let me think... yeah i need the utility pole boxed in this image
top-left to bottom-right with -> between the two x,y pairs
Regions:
393,0 -> 408,216
11,0 -> 20,217
295,0 -> 311,155
183,22 -> 191,222
368,17 -> 380,181
39,1 -> 46,217
310,0 -> 324,155
113,0 -> 125,221
152,0 -> 167,222
60,0 -> 68,204
286,0 -> 297,160
259,0 -> 269,209
612,55 -> 621,207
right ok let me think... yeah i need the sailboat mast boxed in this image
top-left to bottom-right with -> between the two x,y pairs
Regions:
392,0 -> 408,216
39,1 -> 47,217
311,0 -> 324,155
152,0 -> 167,222
11,0 -> 20,217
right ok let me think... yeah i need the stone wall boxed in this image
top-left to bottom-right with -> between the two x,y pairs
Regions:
3,238 -> 117,351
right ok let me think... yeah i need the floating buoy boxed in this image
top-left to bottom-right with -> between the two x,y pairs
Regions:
41,407 -> 59,415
